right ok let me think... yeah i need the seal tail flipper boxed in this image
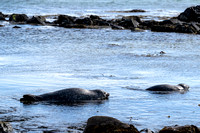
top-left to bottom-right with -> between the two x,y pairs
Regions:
20,94 -> 40,102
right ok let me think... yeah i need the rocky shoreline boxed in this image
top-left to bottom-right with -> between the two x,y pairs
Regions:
1,5 -> 200,34
1,115 -> 200,133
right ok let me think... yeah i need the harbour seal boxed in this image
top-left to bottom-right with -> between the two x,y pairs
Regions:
146,83 -> 189,92
20,88 -> 109,104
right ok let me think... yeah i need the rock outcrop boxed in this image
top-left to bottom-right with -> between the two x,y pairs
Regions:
159,125 -> 200,133
84,116 -> 140,133
0,121 -> 13,133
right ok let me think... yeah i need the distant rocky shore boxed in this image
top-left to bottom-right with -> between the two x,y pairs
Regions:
1,5 -> 200,34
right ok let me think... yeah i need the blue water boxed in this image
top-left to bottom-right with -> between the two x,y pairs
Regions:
0,0 -> 200,132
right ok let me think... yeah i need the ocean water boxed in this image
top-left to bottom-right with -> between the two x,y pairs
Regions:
0,0 -> 200,132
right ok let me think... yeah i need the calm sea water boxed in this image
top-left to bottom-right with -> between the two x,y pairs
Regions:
0,0 -> 200,132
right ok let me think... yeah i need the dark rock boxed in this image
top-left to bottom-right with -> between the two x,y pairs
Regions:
27,16 -> 46,25
9,14 -> 28,23
175,23 -> 200,34
84,116 -> 140,133
63,24 -> 87,28
140,128 -> 154,133
159,125 -> 200,133
89,15 -> 101,20
89,15 -> 109,26
151,24 -> 177,33
124,9 -> 146,13
75,17 -> 93,25
160,18 -> 183,25
13,26 -> 21,28
117,16 -> 141,29
0,12 -> 5,20
0,25 -> 4,27
115,9 -> 146,13
110,24 -> 124,30
140,20 -> 160,29
55,15 -> 76,26
0,121 -> 13,133
178,5 -> 200,22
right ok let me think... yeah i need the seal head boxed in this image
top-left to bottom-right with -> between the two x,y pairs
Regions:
177,83 -> 189,91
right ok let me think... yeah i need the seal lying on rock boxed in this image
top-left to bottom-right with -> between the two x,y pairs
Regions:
146,83 -> 189,92
20,88 -> 109,104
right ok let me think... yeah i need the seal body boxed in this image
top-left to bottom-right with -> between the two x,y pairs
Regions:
20,88 -> 109,103
146,83 -> 189,92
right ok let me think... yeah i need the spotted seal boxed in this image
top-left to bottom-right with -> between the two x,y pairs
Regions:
20,88 -> 109,104
146,83 -> 189,92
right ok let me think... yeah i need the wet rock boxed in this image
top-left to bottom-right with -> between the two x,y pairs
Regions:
63,24 -> 87,28
160,18 -> 183,25
27,16 -> 46,25
175,23 -> 200,34
0,121 -> 13,133
89,15 -> 101,20
84,116 -> 140,133
114,16 -> 141,29
178,5 -> 200,22
140,128 -> 154,133
0,12 -> 6,20
75,17 -> 93,25
114,9 -> 146,13
122,9 -> 146,13
159,125 -> 200,133
55,15 -> 76,26
9,14 -> 28,23
13,26 -> 21,28
151,24 -> 177,33
140,20 -> 160,30
89,15 -> 109,26
146,19 -> 200,34
110,24 -> 124,30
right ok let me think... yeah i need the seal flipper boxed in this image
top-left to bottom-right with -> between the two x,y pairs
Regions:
20,94 -> 41,103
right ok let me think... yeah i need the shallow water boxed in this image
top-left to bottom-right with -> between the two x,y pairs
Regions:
1,0 -> 200,132
0,25 -> 200,132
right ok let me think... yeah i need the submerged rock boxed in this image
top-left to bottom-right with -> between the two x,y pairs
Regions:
13,26 -> 21,28
159,125 -> 200,133
0,121 -> 13,133
84,116 -> 140,133
113,9 -> 146,13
